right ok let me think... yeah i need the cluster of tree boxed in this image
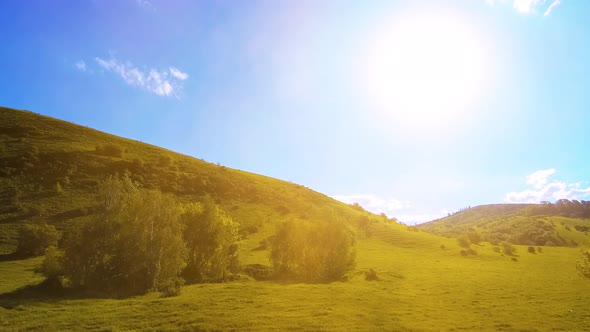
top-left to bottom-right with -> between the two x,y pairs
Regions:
270,219 -> 356,283
531,199 -> 590,218
26,175 -> 358,296
36,176 -> 240,297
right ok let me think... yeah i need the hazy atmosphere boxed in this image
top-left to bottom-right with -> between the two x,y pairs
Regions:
2,0 -> 589,223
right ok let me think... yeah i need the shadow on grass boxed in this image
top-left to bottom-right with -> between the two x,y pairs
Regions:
0,252 -> 28,262
0,279 -> 121,309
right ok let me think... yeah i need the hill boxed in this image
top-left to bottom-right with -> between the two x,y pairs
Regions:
417,203 -> 590,247
0,106 -> 390,254
1,106 -> 590,331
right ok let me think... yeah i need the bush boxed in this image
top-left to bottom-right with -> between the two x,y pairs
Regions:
365,269 -> 379,281
16,223 -> 61,257
35,246 -> 64,284
501,241 -> 516,256
457,234 -> 471,248
62,176 -> 187,296
528,246 -> 536,254
577,249 -> 590,280
270,219 -> 356,283
181,197 -> 240,283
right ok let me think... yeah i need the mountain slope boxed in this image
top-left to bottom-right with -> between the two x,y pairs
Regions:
417,203 -> 590,246
0,106 -> 409,256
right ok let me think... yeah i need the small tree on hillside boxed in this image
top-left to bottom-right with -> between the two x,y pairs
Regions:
181,196 -> 240,283
62,175 -> 187,296
270,219 -> 356,283
16,223 -> 61,257
577,249 -> 590,280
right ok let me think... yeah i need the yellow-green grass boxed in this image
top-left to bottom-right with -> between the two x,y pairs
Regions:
2,226 -> 590,331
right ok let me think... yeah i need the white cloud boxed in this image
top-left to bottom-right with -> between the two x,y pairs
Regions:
505,169 -> 590,203
75,60 -> 87,72
544,0 -> 561,16
95,56 -> 188,97
526,168 -> 556,189
486,0 -> 561,16
331,194 -> 407,216
332,193 -> 449,224
169,67 -> 189,80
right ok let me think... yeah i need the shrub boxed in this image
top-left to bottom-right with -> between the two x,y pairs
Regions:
35,246 -> 64,284
440,244 -> 446,250
577,249 -> 590,280
365,269 -> 379,281
501,241 -> 516,256
528,246 -> 536,254
270,219 -> 356,283
467,231 -> 482,245
537,247 -> 543,253
181,197 -> 241,283
16,223 -> 61,257
457,234 -> 471,248
62,176 -> 187,296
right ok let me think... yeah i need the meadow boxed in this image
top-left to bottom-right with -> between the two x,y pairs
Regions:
1,107 -> 590,331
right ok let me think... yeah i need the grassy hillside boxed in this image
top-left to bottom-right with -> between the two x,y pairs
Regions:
1,106 -> 590,331
418,204 -> 590,247
0,106 -> 383,254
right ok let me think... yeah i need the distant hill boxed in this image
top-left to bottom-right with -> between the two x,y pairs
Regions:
417,203 -> 590,246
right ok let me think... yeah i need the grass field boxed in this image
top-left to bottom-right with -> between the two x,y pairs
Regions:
2,107 -> 590,331
2,225 -> 590,331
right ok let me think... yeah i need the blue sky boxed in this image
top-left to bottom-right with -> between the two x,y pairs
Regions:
1,0 -> 589,223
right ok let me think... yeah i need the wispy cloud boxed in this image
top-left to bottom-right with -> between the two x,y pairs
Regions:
95,56 -> 188,97
136,0 -> 155,11
505,169 -> 590,203
332,194 -> 407,216
544,0 -> 561,16
75,60 -> 87,72
486,0 -> 562,16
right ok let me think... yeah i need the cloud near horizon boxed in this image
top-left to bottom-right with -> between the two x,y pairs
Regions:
331,194 -> 448,224
486,0 -> 561,16
95,56 -> 188,97
505,169 -> 590,203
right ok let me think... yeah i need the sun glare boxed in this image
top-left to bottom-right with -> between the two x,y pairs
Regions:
359,9 -> 490,132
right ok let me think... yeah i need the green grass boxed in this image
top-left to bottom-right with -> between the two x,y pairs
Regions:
2,233 -> 590,331
2,106 -> 590,331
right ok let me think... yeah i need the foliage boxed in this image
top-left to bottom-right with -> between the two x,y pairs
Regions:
181,196 -> 240,283
62,176 -> 187,296
16,223 -> 61,257
270,219 -> 356,282
501,241 -> 516,256
528,246 -> 536,254
35,246 -> 64,283
577,249 -> 590,280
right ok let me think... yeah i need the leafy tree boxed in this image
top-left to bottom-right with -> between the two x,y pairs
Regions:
270,219 -> 356,283
181,196 -> 240,283
16,223 -> 61,257
62,175 -> 187,296
577,249 -> 590,280
35,246 -> 64,286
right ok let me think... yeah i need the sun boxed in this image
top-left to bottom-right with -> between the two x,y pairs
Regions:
359,9 -> 490,132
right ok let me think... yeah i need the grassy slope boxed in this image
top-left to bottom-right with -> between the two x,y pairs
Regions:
1,107 -> 590,331
418,204 -> 590,247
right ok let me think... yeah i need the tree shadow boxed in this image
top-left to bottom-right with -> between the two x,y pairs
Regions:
0,252 -> 27,262
0,279 -> 121,309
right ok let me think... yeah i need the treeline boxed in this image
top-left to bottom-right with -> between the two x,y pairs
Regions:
21,176 -> 356,296
529,199 -> 590,218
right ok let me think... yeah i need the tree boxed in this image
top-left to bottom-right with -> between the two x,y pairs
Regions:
35,246 -> 64,287
577,249 -> 590,280
270,219 -> 356,283
181,196 -> 240,283
16,223 -> 61,257
62,175 -> 187,296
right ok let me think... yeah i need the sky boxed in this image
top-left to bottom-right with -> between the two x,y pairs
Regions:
1,0 -> 589,223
